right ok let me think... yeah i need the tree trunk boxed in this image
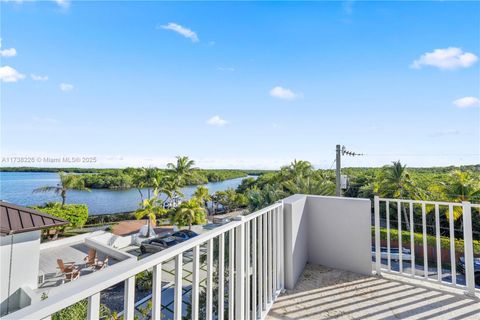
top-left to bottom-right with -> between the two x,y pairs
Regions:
61,194 -> 66,207
146,219 -> 151,238
402,205 -> 411,231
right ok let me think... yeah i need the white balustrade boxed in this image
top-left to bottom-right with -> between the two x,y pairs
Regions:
374,196 -> 478,296
4,202 -> 284,320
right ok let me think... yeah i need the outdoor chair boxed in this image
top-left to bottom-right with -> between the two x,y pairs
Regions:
57,259 -> 80,283
84,248 -> 98,268
94,257 -> 109,271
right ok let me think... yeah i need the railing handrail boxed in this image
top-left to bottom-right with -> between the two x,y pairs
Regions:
377,197 -> 475,207
242,202 -> 283,222
4,210 -> 266,320
374,196 -> 477,297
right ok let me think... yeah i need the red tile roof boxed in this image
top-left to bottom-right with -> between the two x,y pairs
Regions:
0,201 -> 68,236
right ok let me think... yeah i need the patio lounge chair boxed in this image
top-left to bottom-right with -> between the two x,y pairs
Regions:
84,248 -> 98,268
57,259 -> 80,283
94,257 -> 109,271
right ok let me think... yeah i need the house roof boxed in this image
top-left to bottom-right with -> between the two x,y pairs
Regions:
0,201 -> 68,236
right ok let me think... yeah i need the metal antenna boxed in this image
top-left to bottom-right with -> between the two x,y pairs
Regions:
336,145 -> 364,196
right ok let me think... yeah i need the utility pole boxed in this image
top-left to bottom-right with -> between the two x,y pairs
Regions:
336,145 -> 341,196
335,145 -> 364,197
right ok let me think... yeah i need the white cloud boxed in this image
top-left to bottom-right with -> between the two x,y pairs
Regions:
0,66 -> 25,82
59,83 -> 74,91
0,38 -> 17,57
0,48 -> 17,57
270,86 -> 299,100
31,74 -> 48,81
411,47 -> 478,70
453,96 -> 480,108
54,0 -> 69,8
206,115 -> 228,126
159,23 -> 199,42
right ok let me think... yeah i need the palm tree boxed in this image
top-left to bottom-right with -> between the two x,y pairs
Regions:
174,198 -> 205,230
193,185 -> 212,213
131,170 -> 146,202
283,176 -> 335,196
33,172 -> 90,207
135,191 -> 167,238
167,156 -> 196,185
377,161 -> 420,229
159,177 -> 184,208
151,171 -> 165,195
442,170 -> 480,220
246,184 -> 284,212
141,167 -> 159,199
280,160 -> 313,180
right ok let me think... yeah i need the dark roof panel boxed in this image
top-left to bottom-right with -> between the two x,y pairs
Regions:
31,214 -> 44,226
19,210 -> 34,228
0,201 -> 68,236
8,208 -> 22,231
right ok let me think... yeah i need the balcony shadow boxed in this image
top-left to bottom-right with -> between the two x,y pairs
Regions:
267,264 -> 479,319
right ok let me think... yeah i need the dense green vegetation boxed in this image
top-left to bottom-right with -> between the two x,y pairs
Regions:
51,299 -> 111,320
232,160 -> 480,241
128,156 -> 209,229
80,168 -> 249,189
16,157 -> 479,242
33,203 -> 89,229
1,166 -> 255,189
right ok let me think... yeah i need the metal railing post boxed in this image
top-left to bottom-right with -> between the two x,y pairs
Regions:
462,202 -> 475,296
374,196 -> 381,275
235,218 -> 246,319
124,276 -> 135,320
87,293 -> 100,320
152,263 -> 162,320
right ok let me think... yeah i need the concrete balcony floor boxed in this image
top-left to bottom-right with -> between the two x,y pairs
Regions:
268,264 -> 480,320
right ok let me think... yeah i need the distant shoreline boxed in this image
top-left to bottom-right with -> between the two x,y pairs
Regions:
0,167 -> 270,175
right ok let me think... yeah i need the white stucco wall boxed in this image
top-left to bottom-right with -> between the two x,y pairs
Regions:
306,195 -> 372,275
283,194 -> 308,289
283,195 -> 372,289
0,231 -> 41,316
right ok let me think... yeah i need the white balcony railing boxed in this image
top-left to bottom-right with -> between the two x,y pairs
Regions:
4,195 -> 478,319
374,197 -> 479,296
4,202 -> 284,320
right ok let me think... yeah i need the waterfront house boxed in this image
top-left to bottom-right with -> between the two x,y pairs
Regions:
0,201 -> 137,317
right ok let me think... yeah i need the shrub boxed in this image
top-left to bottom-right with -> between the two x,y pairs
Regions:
373,227 -> 480,255
52,299 -> 110,320
34,202 -> 89,228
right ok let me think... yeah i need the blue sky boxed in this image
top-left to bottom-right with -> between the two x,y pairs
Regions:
1,1 -> 479,169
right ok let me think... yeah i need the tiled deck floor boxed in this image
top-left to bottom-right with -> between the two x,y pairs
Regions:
38,242 -> 118,290
268,264 -> 480,319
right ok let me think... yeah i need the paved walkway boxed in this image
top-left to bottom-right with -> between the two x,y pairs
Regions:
268,264 -> 480,319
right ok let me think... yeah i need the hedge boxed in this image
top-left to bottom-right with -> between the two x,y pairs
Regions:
34,202 -> 89,228
372,227 -> 480,255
